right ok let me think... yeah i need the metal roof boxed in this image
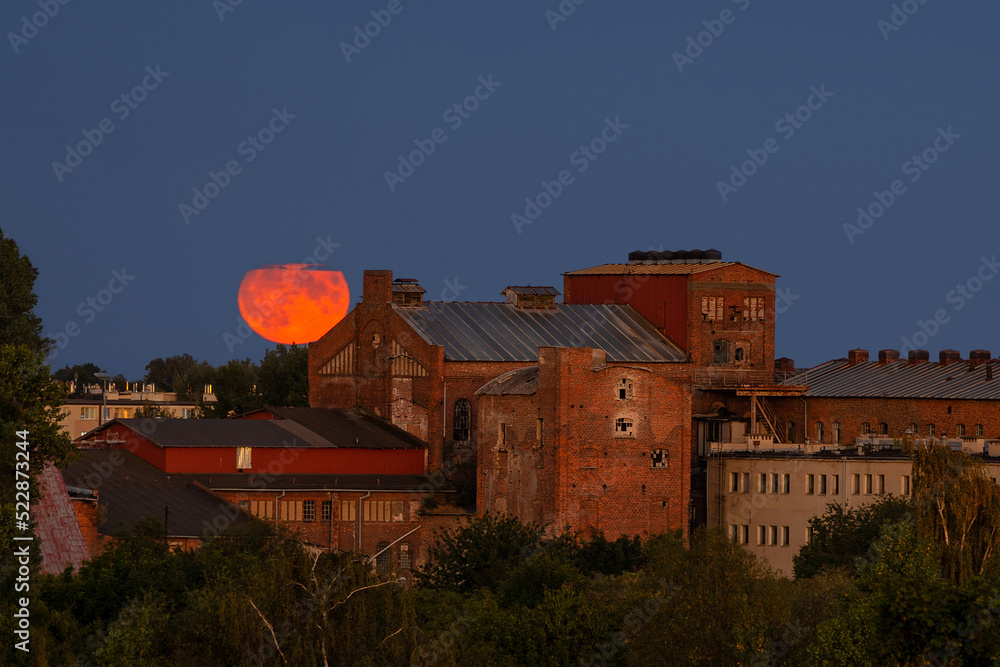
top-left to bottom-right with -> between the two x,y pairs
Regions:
105,418 -> 333,448
476,366 -> 539,396
393,302 -> 687,363
34,464 -> 91,574
782,359 -> 1000,399
240,407 -> 426,449
62,451 -> 253,538
564,262 -> 778,277
502,286 -> 560,296
392,282 -> 426,294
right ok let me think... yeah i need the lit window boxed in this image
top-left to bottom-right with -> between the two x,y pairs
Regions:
81,407 -> 96,420
618,379 -> 633,400
303,500 -> 316,522
651,450 -> 667,469
453,399 -> 470,441
615,417 -> 634,438
237,447 -> 252,470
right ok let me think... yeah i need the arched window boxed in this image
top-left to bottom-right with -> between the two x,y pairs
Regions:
453,399 -> 470,441
713,340 -> 729,364
375,542 -> 390,575
815,421 -> 824,443
879,422 -> 888,435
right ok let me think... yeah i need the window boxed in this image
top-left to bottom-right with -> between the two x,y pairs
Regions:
927,424 -> 936,436
734,347 -> 745,363
743,297 -> 765,321
730,472 -> 740,493
238,499 -> 250,511
782,526 -> 790,547
879,422 -> 888,435
536,418 -> 543,443
852,473 -> 860,494
741,525 -> 749,545
877,475 -> 885,494
321,500 -> 332,521
339,501 -> 357,522
807,474 -> 815,495
819,475 -> 827,495
901,475 -> 911,496
832,422 -> 841,444
815,421 -> 824,443
758,473 -> 767,494
975,424 -> 984,437
453,399 -> 471,441
757,525 -> 766,546
771,473 -> 779,495
742,473 -> 750,494
375,542 -> 391,574
303,500 -> 316,522
770,525 -> 778,546
615,417 -> 634,438
81,407 -> 96,420
498,422 -> 506,448
730,524 -> 739,542
957,424 -> 966,437
651,450 -> 667,469
618,379 -> 633,400
805,526 -> 814,544
832,475 -> 840,495
702,296 -> 723,322
781,474 -> 790,494
865,474 -> 873,495
399,543 -> 411,571
713,339 -> 729,364
908,423 -> 918,436
862,422 -> 871,435
787,422 -> 796,443
237,447 -> 252,470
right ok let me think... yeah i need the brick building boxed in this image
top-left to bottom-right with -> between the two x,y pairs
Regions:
475,347 -> 692,539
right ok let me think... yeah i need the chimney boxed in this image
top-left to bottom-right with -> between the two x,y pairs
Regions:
969,350 -> 992,368
878,349 -> 899,365
362,270 -> 393,305
939,350 -> 961,366
848,349 -> 869,365
908,350 -> 930,365
775,357 -> 795,373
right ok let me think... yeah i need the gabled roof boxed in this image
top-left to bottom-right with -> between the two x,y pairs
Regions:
34,464 -> 91,574
782,359 -> 1000,399
393,302 -> 686,363
476,366 -> 539,396
234,407 -> 426,449
61,451 -> 253,539
563,262 -> 778,277
502,286 -> 560,296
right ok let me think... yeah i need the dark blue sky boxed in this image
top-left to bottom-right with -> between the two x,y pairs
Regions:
3,1 -> 998,379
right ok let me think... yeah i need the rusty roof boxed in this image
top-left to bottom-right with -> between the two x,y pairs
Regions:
476,366 -> 539,396
34,464 -> 91,574
502,286 -> 560,296
394,302 -> 686,363
782,359 -> 1000,399
564,262 -> 778,277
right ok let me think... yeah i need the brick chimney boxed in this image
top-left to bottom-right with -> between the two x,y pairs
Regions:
939,349 -> 961,366
908,349 -> 930,365
847,349 -> 869,365
878,349 -> 899,365
969,350 -> 992,368
362,270 -> 393,305
775,357 -> 795,373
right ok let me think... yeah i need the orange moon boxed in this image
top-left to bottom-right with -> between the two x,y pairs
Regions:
237,264 -> 350,344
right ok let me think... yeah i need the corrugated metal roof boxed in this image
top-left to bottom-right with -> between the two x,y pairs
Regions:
502,286 -> 560,296
392,283 -> 426,293
110,418 -> 334,448
476,366 -> 539,396
62,451 -> 253,538
34,464 -> 91,574
782,360 -> 1000,399
394,302 -> 687,363
564,262 -> 778,277
251,407 -> 426,449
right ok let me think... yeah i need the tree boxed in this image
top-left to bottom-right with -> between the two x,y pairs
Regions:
111,373 -> 128,392
52,362 -> 107,392
132,404 -> 175,419
793,495 -> 912,579
257,344 -> 308,407
143,354 -> 216,400
200,358 -> 263,418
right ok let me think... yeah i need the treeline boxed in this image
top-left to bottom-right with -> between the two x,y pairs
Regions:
19,447 -> 1000,666
50,345 -> 309,417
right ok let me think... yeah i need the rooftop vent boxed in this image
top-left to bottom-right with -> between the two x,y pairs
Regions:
848,349 -> 869,365
502,286 -> 559,309
908,349 -> 930,365
969,350 -> 992,368
391,279 -> 426,307
628,248 -> 722,264
878,349 -> 899,365
939,350 -> 961,366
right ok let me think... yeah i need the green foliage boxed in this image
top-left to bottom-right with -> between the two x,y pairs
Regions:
52,362 -> 107,391
132,403 -> 176,419
199,358 -> 263,418
257,344 -> 308,407
794,494 -> 912,579
144,353 -> 217,400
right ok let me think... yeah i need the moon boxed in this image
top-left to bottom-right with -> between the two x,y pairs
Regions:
237,264 -> 350,344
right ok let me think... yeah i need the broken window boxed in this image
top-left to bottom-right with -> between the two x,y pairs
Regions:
734,347 -> 745,363
614,417 -> 634,438
743,297 -> 765,321
453,399 -> 470,441
701,296 -> 723,322
713,340 -> 729,364
618,378 -> 633,400
651,449 -> 667,468
237,446 -> 252,470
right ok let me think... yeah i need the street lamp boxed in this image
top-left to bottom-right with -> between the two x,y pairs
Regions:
94,372 -> 110,426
